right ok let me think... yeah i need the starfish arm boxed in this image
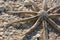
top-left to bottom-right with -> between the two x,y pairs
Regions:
45,16 -> 60,32
29,1 -> 40,11
7,11 -> 38,14
0,11 -> 39,28
42,20 -> 48,40
49,14 -> 60,18
47,4 -> 60,14
43,0 -> 48,11
20,17 -> 42,40
52,8 -> 60,13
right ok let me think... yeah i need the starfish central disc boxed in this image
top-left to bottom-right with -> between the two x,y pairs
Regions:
39,11 -> 47,20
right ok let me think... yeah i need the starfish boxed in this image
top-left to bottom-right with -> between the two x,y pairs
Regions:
0,0 -> 60,40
